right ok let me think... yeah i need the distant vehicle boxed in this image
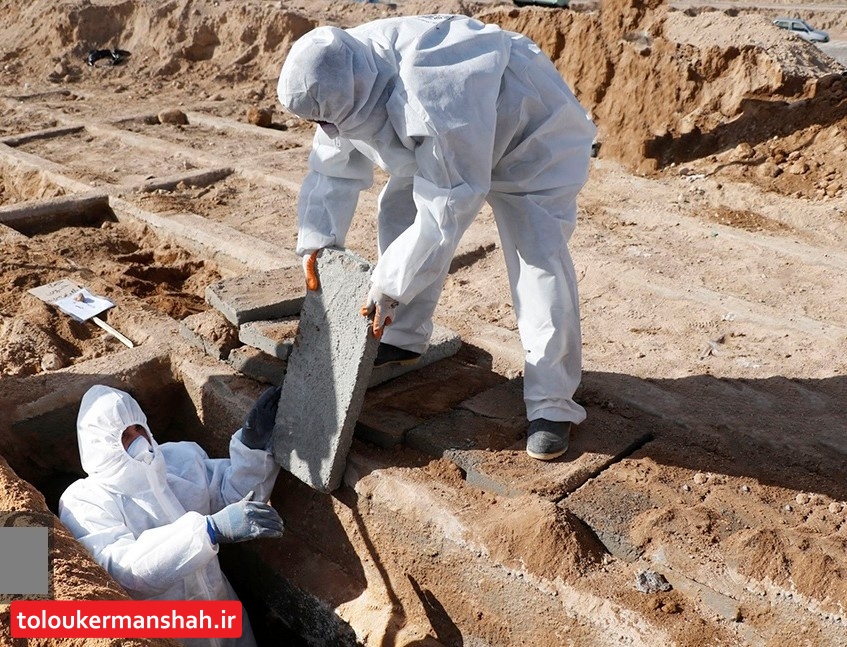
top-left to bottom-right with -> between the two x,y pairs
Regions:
773,18 -> 830,43
513,0 -> 569,7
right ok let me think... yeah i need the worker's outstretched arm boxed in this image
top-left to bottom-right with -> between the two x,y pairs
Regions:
296,130 -> 374,257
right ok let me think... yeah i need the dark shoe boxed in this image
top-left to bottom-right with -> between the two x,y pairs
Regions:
526,419 -> 571,461
374,343 -> 421,368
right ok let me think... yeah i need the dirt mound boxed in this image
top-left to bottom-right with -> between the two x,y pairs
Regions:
3,0 -> 844,199
0,0 -> 318,95
0,1 -> 487,95
481,0 -> 846,184
472,496 -> 606,580
0,220 -> 220,376
0,239 -> 110,376
725,527 -> 847,612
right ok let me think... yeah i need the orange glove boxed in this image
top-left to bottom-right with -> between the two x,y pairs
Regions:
360,285 -> 399,340
302,250 -> 320,291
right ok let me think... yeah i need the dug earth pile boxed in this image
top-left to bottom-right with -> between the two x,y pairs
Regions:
482,0 -> 847,193
1,0 -> 845,646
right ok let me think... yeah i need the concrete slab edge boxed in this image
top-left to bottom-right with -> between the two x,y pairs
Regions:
109,196 -> 297,274
0,191 -> 110,234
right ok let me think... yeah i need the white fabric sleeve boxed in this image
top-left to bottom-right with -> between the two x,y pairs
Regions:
60,493 -> 217,599
203,431 -> 280,512
295,129 -> 374,256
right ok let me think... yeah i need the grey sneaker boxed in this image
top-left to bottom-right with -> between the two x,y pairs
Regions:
526,419 -> 571,461
374,343 -> 421,368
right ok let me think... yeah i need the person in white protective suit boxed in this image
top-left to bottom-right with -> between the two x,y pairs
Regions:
277,15 -> 596,461
59,385 -> 285,647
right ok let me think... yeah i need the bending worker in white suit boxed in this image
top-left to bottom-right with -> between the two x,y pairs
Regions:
277,14 -> 596,460
59,384 -> 285,647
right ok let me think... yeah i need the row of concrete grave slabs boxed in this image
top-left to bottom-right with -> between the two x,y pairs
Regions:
112,112 -> 310,173
12,116 -> 306,188
0,104 -> 389,263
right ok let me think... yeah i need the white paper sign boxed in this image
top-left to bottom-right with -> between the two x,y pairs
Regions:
27,279 -> 81,304
53,288 -> 115,322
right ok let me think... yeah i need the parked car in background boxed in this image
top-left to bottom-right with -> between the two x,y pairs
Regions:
514,0 -> 569,7
773,18 -> 830,43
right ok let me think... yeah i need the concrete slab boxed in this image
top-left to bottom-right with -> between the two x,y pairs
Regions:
368,324 -> 462,387
354,407 -> 424,449
131,166 -> 233,193
205,268 -> 304,326
238,317 -> 299,360
228,345 -> 287,386
0,191 -> 111,235
406,381 -> 651,500
0,125 -> 84,147
358,353 -> 507,449
179,309 -> 240,359
272,248 -> 379,492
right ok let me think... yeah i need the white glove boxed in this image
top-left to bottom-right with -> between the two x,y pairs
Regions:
360,285 -> 399,340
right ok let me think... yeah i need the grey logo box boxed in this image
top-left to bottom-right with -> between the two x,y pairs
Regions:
0,524 -> 49,596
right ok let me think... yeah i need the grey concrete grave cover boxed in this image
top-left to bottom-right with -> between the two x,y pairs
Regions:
272,248 -> 378,492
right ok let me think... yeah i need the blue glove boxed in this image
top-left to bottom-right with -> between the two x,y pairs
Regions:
241,386 -> 281,450
206,491 -> 284,544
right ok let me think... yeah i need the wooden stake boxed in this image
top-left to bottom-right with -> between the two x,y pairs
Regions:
92,316 -> 134,348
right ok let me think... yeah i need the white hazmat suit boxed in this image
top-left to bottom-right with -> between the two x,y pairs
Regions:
59,385 -> 280,647
277,15 -> 596,426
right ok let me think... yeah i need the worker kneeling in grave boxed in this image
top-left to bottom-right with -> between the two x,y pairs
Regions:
59,384 -> 284,647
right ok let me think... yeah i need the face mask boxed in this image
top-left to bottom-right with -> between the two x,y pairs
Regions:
126,435 -> 153,464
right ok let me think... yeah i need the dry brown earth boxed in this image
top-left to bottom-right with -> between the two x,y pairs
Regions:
1,1 -> 845,646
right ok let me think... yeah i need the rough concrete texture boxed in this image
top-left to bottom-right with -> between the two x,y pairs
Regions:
368,323 -> 462,387
272,248 -> 379,493
228,345 -> 287,386
239,317 -> 299,360
205,268 -> 305,325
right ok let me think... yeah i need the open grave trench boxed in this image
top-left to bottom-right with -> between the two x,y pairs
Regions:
2,96 -> 847,647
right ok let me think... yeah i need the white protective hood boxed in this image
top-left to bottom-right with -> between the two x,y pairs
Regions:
76,385 -> 168,493
277,25 -> 393,140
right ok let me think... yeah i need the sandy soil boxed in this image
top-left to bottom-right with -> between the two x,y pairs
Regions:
1,0 -> 845,645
